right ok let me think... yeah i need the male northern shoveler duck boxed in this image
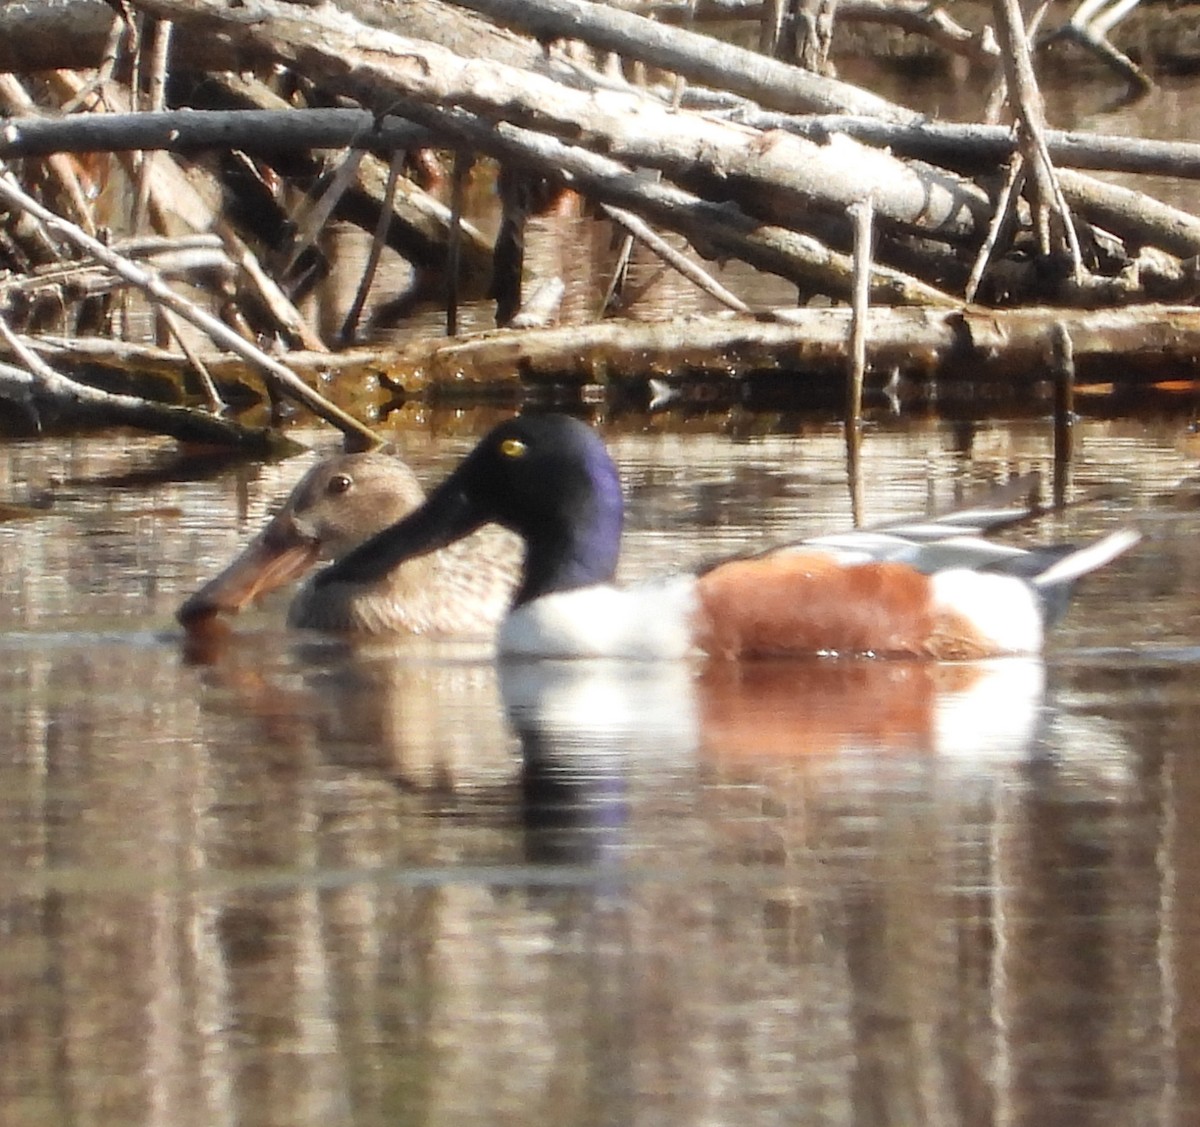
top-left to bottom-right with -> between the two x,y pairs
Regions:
311,414 -> 1141,660
177,452 -> 521,635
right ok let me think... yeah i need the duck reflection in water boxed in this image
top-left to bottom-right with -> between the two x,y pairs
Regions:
501,655 -> 1047,868
178,414 -> 1135,866
179,619 -> 1049,875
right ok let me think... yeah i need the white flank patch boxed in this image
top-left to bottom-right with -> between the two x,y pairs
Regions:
498,576 -> 700,659
930,569 -> 1044,655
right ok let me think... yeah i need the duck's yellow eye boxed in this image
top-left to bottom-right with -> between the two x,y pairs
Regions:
499,438 -> 527,459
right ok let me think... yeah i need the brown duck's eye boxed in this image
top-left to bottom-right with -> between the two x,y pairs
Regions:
327,473 -> 353,495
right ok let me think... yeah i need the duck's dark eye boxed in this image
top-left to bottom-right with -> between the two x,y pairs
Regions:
327,473 -> 353,495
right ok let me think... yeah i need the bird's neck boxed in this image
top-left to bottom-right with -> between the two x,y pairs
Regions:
514,504 -> 622,606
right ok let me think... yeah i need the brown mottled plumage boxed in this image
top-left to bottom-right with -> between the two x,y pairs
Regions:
178,453 -> 521,636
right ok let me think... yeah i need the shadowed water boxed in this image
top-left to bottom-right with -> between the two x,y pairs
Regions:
0,412 -> 1198,1126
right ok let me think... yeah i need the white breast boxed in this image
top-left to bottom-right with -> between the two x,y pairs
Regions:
497,577 -> 700,659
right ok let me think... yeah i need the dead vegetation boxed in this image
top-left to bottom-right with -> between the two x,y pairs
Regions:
0,0 -> 1198,445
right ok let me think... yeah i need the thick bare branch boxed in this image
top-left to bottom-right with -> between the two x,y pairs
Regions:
127,0 -> 988,243
441,0 -> 917,119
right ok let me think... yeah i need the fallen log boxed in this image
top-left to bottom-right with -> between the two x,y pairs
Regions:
773,115 -> 1200,180
0,0 -> 547,74
21,305 -> 1200,409
442,0 -> 917,120
0,355 -> 291,450
378,303 -> 1200,390
0,0 -> 115,73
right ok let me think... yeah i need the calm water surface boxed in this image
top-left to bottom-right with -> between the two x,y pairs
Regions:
0,412 -> 1198,1126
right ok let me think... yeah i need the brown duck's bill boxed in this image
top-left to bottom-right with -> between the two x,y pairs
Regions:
177,532 -> 321,628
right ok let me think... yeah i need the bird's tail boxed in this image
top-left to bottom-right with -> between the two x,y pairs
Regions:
1031,528 -> 1142,590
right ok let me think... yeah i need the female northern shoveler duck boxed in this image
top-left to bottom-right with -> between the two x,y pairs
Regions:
177,452 -> 521,635
311,414 -> 1141,660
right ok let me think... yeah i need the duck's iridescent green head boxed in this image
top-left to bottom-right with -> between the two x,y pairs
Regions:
315,414 -> 624,606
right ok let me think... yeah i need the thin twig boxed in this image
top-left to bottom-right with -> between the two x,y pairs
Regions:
845,196 -> 872,527
1044,0 -> 1151,92
159,305 -> 225,410
602,204 -> 750,313
217,221 -> 328,353
964,155 -> 1024,303
131,17 -> 172,233
600,229 -> 636,317
1050,320 -> 1075,507
282,147 -> 365,276
993,0 -> 1083,277
340,150 -> 403,343
447,150 -> 471,336
846,196 -> 872,428
0,75 -> 98,236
